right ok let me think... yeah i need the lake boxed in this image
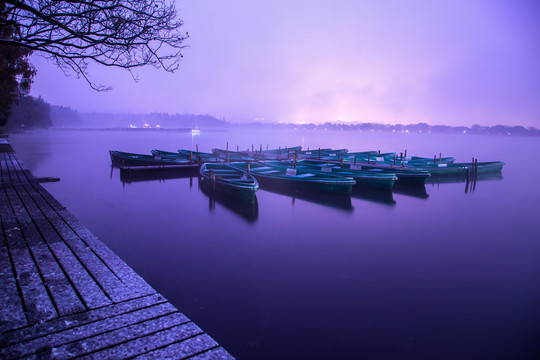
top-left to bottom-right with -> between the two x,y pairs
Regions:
9,129 -> 540,359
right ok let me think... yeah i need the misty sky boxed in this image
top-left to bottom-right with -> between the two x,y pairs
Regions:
29,0 -> 540,127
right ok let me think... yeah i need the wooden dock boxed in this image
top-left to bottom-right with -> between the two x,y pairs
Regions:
0,139 -> 234,359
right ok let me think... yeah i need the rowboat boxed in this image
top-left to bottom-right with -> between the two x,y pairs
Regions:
199,181 -> 259,222
229,162 -> 356,194
407,161 -> 504,177
109,150 -> 197,169
267,160 -> 398,190
361,160 -> 504,178
151,149 -> 220,163
199,163 -> 259,200
211,148 -> 256,162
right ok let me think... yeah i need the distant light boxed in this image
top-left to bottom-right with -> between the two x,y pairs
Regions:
156,125 -> 161,128
463,130 -> 466,133
143,123 -> 150,128
405,130 -> 409,133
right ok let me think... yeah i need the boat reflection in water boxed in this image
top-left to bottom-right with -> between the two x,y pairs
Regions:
198,178 -> 259,223
351,187 -> 396,206
257,182 -> 354,212
118,166 -> 198,185
426,172 -> 504,194
392,183 -> 429,199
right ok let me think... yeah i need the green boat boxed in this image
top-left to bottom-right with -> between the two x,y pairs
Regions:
199,163 -> 259,200
408,161 -> 505,178
229,162 -> 356,194
362,160 -> 504,178
267,160 -> 398,190
109,150 -> 197,169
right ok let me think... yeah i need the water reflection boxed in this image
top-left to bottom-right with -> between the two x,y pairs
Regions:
392,183 -> 429,199
199,178 -> 259,223
426,172 -> 504,194
351,187 -> 396,206
117,166 -> 198,184
426,172 -> 503,185
258,182 -> 354,212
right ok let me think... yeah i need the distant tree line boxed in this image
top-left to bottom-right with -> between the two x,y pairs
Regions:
50,106 -> 229,129
237,121 -> 540,136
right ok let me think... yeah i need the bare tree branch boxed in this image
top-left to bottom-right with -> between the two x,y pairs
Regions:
1,0 -> 188,90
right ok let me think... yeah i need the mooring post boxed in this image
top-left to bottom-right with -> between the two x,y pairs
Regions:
319,147 -> 321,160
294,152 -> 297,168
340,158 -> 344,168
378,150 -> 380,156
247,163 -> 250,173
401,152 -> 403,161
475,158 -> 478,178
354,156 -> 357,165
434,155 -> 436,165
190,151 -> 193,164
368,153 -> 370,164
439,152 -> 442,163
237,145 -> 239,152
252,144 -> 254,152
196,144 -> 200,164
405,149 -> 407,158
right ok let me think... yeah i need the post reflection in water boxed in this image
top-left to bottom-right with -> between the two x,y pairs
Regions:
425,172 -> 504,194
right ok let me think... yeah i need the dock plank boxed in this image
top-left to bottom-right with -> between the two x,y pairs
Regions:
0,141 -> 234,359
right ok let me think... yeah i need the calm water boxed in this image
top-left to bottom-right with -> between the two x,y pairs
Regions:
10,129 -> 540,360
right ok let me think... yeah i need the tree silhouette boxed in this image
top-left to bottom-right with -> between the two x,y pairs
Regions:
1,0 -> 188,90
1,2 -> 35,126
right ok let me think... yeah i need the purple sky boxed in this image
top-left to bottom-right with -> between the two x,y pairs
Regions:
30,0 -> 540,127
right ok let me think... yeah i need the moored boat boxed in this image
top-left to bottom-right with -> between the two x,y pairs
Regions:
266,160 -> 398,190
199,163 -> 259,200
110,150 -> 197,168
229,162 -> 356,194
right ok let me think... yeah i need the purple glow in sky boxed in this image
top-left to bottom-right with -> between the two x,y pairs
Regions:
29,0 -> 540,127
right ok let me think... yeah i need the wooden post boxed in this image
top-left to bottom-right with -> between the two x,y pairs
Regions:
368,153 -> 370,164
247,163 -> 250,173
354,156 -> 357,165
252,144 -> 254,152
237,145 -> 239,152
400,152 -> 403,161
378,150 -> 380,156
434,155 -> 436,165
196,144 -> 200,164
475,158 -> 478,178
340,158 -> 344,168
319,147 -> 321,160
189,151 -> 193,163
405,149 -> 407,158
294,152 -> 297,168
439,152 -> 442,163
